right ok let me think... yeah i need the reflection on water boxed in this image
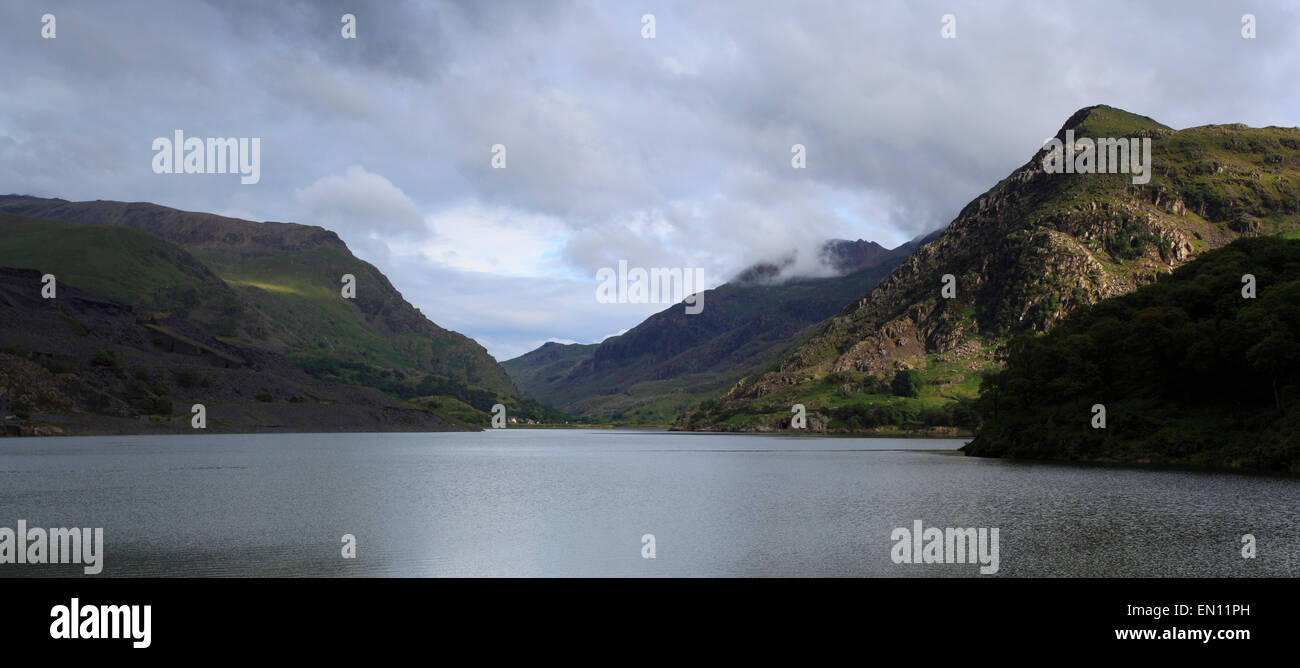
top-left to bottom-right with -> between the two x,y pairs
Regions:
0,430 -> 1296,577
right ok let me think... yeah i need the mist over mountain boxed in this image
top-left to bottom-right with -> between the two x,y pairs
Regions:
730,238 -> 908,286
503,234 -> 934,422
678,105 -> 1300,434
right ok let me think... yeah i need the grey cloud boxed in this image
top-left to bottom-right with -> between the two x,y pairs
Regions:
2,0 -> 1298,358
294,165 -> 427,239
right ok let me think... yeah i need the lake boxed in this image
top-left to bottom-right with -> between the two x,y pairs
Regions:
0,429 -> 1296,577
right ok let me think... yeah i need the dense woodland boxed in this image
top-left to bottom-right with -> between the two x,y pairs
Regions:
967,237 -> 1300,471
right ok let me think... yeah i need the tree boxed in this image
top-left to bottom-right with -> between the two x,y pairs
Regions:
891,369 -> 923,398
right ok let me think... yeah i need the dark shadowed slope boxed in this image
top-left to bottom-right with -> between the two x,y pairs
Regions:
966,236 -> 1300,472
503,235 -> 934,422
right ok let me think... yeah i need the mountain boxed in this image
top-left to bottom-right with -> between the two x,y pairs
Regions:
965,236 -> 1300,472
504,341 -> 600,400
0,215 -> 464,434
0,195 -> 515,396
677,105 -> 1300,432
0,198 -> 532,434
502,236 -> 933,422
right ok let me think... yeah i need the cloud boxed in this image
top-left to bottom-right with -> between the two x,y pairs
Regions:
294,165 -> 426,239
2,0 -> 1298,359
392,205 -> 571,277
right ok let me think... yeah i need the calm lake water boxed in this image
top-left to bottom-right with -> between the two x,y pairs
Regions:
0,429 -> 1296,577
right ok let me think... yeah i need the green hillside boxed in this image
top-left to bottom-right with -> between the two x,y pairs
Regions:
0,199 -> 548,431
0,196 -> 518,399
502,341 -> 598,399
0,213 -> 245,335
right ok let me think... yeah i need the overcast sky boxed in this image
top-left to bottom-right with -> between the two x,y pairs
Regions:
2,1 -> 1298,361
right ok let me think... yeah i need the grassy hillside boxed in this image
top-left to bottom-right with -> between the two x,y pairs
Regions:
194,242 -> 511,393
0,213 -> 245,334
502,341 -> 598,398
0,200 -> 550,432
0,260 -> 466,435
0,196 -> 519,403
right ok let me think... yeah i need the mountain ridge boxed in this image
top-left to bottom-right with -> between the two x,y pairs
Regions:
503,234 -> 936,421
0,195 -> 517,397
0,216 -> 465,435
676,105 -> 1300,432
